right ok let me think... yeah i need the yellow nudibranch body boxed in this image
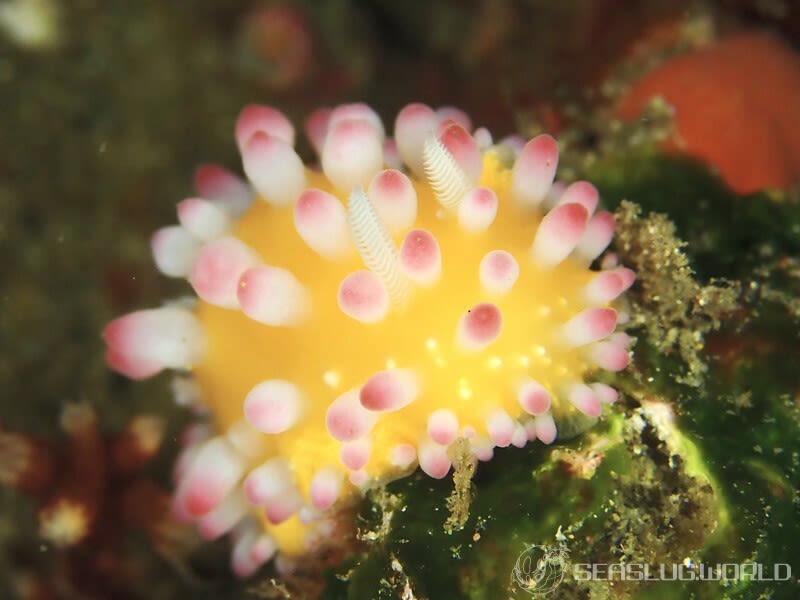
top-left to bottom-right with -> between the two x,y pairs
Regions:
103,102 -> 633,576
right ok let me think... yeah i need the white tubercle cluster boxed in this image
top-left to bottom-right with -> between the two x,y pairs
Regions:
102,100 -> 635,578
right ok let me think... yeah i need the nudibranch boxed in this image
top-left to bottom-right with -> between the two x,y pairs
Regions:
103,102 -> 633,576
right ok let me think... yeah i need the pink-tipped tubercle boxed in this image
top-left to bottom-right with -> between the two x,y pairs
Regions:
479,250 -> 519,295
175,436 -> 246,518
438,120 -> 482,184
394,103 -> 437,175
189,237 -> 261,309
531,202 -> 589,267
242,132 -> 305,205
237,265 -> 310,326
457,303 -> 503,351
337,270 -> 390,323
325,389 -> 378,441
458,186 -> 498,232
561,307 -> 618,348
321,119 -> 384,191
359,369 -> 418,412
244,380 -> 303,434
367,169 -> 418,234
399,229 -> 442,286
427,409 -> 459,445
511,134 -> 559,206
103,307 -> 204,378
236,104 -> 295,150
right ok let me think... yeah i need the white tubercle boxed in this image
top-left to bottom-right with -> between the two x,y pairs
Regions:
309,467 -> 344,510
534,413 -> 557,444
242,132 -> 306,206
437,119 -> 483,184
458,187 -> 498,232
469,436 -> 494,462
172,424 -> 212,486
103,307 -> 205,378
322,118 -> 384,191
418,440 -> 451,479
479,250 -> 519,295
613,267 -> 636,291
497,134 -> 525,158
591,382 -> 619,405
340,438 -> 372,471
347,187 -> 409,306
244,379 -> 304,434
198,489 -> 248,541
436,106 -> 472,131
348,470 -> 369,489
170,375 -> 203,409
235,520 -> 278,577
399,229 -> 442,286
225,419 -> 268,459
189,237 -> 262,309
473,126 -> 493,150
585,339 -> 630,371
151,226 -> 200,278
511,134 -> 559,206
367,169 -> 418,234
238,265 -> 311,326
293,188 -> 352,260
325,389 -> 378,441
561,307 -> 618,348
177,197 -> 232,241
231,519 -> 261,579
359,369 -> 419,412
555,181 -> 599,216
389,443 -> 417,468
583,270 -> 625,305
243,457 -> 294,506
338,270 -> 390,323
561,308 -> 617,348
422,135 -> 472,209
510,424 -> 528,448
566,383 -> 601,418
235,104 -> 295,150
486,409 -> 515,447
610,331 -> 632,348
193,164 -> 254,218
531,202 -> 589,268
329,102 -> 385,139
249,533 -> 278,569
542,180 -> 565,211
175,436 -> 246,518
394,103 -> 437,176
103,351 -> 159,383
517,378 -> 551,416
427,409 -> 459,446
573,211 -> 615,264
456,303 -> 503,351
264,487 -> 304,525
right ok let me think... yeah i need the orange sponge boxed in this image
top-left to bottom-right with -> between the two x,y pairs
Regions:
617,32 -> 800,194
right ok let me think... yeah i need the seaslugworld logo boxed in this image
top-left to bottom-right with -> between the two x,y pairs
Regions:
572,561 -> 793,582
510,543 -> 570,596
510,543 -> 793,596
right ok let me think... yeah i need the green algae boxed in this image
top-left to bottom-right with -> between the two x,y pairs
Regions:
583,149 -> 800,283
317,406 -> 723,599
